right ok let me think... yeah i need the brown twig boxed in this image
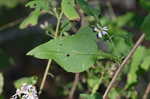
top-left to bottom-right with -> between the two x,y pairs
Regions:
68,73 -> 80,99
143,82 -> 150,99
103,33 -> 145,99
39,60 -> 52,94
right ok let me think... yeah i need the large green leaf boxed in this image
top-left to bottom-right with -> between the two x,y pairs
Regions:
141,13 -> 150,40
61,0 -> 80,20
0,73 -> 4,95
126,46 -> 146,88
27,27 -> 98,72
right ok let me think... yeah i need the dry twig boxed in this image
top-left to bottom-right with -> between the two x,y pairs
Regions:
103,33 -> 145,99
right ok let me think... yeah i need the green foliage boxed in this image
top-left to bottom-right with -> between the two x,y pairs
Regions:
26,0 -> 50,11
140,0 -> 150,11
141,13 -> 150,40
76,0 -> 100,18
14,76 -> 38,89
20,9 -> 41,29
108,88 -> 119,99
141,56 -> 150,70
61,0 -> 80,20
28,26 -> 98,72
126,46 -> 146,88
80,93 -> 102,99
13,0 -> 150,98
0,73 -> 4,95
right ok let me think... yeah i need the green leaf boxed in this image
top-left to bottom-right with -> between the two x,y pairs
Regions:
141,13 -> 150,40
80,93 -> 102,99
19,9 -> 40,29
108,88 -> 119,99
14,76 -> 38,89
60,19 -> 72,34
61,0 -> 80,20
26,0 -> 50,11
141,56 -> 150,71
76,0 -> 100,17
0,73 -> 4,95
139,0 -> 150,11
114,13 -> 134,27
126,46 -> 146,88
27,26 -> 98,72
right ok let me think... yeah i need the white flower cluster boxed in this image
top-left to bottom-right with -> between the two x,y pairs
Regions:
94,26 -> 109,38
10,84 -> 38,99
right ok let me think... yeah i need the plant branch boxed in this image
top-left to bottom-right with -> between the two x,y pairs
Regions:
68,73 -> 80,99
39,10 -> 63,95
143,82 -> 150,99
54,11 -> 63,38
103,33 -> 145,99
39,60 -> 52,94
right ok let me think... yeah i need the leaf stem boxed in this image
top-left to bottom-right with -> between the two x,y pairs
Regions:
39,60 -> 52,94
103,33 -> 145,99
55,11 -> 63,38
92,73 -> 104,94
39,10 -> 63,95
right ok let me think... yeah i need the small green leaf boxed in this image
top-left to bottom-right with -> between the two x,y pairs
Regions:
0,73 -> 4,95
27,26 -> 98,72
141,56 -> 150,71
20,9 -> 40,29
141,13 -> 150,40
76,0 -> 100,17
108,88 -> 120,99
26,0 -> 50,11
61,0 -> 80,20
14,76 -> 38,89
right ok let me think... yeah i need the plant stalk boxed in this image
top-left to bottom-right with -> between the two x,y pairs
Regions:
103,33 -> 145,99
38,11 -> 63,94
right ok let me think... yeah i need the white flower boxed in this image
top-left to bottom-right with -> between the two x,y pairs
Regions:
10,83 -> 38,99
94,26 -> 109,38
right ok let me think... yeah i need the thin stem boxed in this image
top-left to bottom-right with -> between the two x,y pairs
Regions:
92,73 -> 104,94
103,33 -> 145,99
106,1 -> 116,20
68,73 -> 80,99
39,60 -> 52,94
54,11 -> 63,38
143,82 -> 150,99
39,10 -> 63,94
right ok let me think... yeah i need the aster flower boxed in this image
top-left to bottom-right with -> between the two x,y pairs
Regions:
10,83 -> 38,99
94,26 -> 109,38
